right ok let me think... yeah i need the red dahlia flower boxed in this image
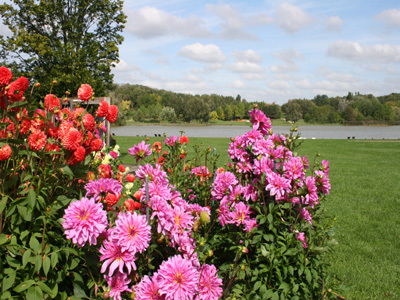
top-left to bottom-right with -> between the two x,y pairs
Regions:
106,105 -> 118,123
28,130 -> 47,151
74,146 -> 86,162
77,84 -> 93,101
0,144 -> 12,160
44,94 -> 60,113
96,100 -> 109,118
0,66 -> 13,86
62,128 -> 82,151
82,113 -> 95,131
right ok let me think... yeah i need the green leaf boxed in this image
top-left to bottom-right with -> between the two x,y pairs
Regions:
254,281 -> 262,291
0,234 -> 9,245
267,213 -> 273,223
271,292 -> 279,300
13,280 -> 36,293
22,249 -> 32,267
37,281 -> 57,298
29,236 -> 41,253
26,189 -> 36,209
305,269 -> 312,283
17,205 -> 32,221
50,253 -> 59,268
43,256 -> 50,276
73,283 -> 88,298
0,196 -> 7,214
1,270 -> 16,292
26,286 -> 43,300
34,255 -> 42,273
61,166 -> 74,178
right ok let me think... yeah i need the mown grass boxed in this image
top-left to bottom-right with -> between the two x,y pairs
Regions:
114,135 -> 400,299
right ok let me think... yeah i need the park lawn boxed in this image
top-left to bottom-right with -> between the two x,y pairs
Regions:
114,136 -> 400,299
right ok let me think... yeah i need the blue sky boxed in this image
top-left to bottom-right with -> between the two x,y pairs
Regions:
113,0 -> 400,104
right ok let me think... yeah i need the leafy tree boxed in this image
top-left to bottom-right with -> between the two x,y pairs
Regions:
160,106 -> 177,123
0,0 -> 126,97
216,106 -> 225,120
284,101 -> 302,122
210,110 -> 219,121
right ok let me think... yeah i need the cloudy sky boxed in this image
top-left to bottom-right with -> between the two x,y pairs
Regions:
112,0 -> 400,104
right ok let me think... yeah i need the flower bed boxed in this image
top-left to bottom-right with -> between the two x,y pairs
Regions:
0,67 -> 337,300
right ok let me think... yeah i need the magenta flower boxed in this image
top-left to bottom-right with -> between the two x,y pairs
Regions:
99,238 -> 137,276
62,197 -> 107,247
196,264 -> 223,300
305,176 -> 319,207
231,202 -> 250,226
109,150 -> 118,159
111,212 -> 151,253
135,163 -> 168,185
134,273 -> 162,300
266,172 -> 292,200
85,178 -> 122,201
315,170 -> 331,195
128,141 -> 152,163
158,255 -> 200,300
164,135 -> 178,146
104,271 -> 132,300
249,108 -> 272,135
211,171 -> 238,200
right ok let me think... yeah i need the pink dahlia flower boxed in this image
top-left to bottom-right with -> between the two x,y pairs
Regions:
128,141 -> 152,163
249,108 -> 271,135
134,273 -> 162,300
62,197 -> 107,247
99,238 -> 137,276
266,172 -> 291,201
158,255 -> 200,300
211,171 -> 238,200
104,271 -> 132,300
85,178 -> 122,201
111,212 -> 151,254
196,264 -> 223,300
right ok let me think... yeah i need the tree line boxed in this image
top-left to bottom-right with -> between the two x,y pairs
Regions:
111,84 -> 400,126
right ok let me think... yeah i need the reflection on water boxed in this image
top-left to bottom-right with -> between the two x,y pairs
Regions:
111,124 -> 400,140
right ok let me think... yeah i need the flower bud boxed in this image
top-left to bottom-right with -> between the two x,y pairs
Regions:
52,80 -> 57,85
200,211 -> 210,223
207,249 -> 213,257
35,82 -> 40,87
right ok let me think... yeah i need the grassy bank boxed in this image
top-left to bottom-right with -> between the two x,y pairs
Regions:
114,136 -> 400,299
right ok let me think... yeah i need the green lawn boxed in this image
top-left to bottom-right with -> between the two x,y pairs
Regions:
115,135 -> 400,299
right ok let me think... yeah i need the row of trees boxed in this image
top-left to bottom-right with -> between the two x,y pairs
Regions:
111,84 -> 400,125
282,93 -> 400,124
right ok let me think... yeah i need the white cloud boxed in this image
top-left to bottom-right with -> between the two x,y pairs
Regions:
206,4 -> 259,40
229,61 -> 263,73
275,2 -> 311,34
270,63 -> 299,73
294,79 -> 312,89
272,48 -> 303,63
268,80 -> 291,90
179,43 -> 227,63
232,80 -> 246,89
271,48 -> 303,73
324,16 -> 343,32
327,40 -> 400,64
374,8 -> 400,29
232,49 -> 263,63
112,59 -> 140,72
320,68 -> 357,82
125,6 -> 211,39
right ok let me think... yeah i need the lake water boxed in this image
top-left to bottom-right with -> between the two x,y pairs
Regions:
111,124 -> 400,140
